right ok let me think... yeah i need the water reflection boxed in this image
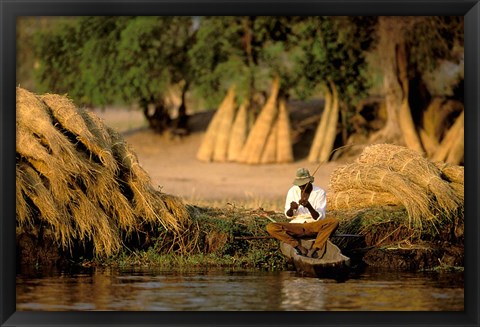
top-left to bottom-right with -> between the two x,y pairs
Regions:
16,267 -> 463,311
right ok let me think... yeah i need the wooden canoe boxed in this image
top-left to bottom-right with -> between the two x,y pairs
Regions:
280,239 -> 351,278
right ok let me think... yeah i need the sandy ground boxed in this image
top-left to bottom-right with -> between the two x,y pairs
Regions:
93,107 -> 341,208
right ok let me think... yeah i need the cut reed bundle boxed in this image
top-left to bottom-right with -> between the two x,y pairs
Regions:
196,86 -> 236,162
433,161 -> 464,185
213,86 -> 237,162
276,99 -> 293,163
327,189 -> 401,211
357,144 -> 461,214
16,87 -> 192,257
227,101 -> 248,162
260,122 -> 278,164
41,93 -> 118,172
237,77 -> 280,164
329,162 -> 434,228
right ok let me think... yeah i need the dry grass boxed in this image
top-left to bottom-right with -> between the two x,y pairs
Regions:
328,144 -> 464,233
357,144 -> 461,214
16,87 -> 193,257
433,161 -> 464,185
238,77 -> 280,164
327,189 -> 401,211
329,162 -> 435,228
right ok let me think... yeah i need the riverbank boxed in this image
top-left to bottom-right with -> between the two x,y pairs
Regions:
16,98 -> 464,274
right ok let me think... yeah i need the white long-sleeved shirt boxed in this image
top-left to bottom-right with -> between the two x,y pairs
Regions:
284,184 -> 326,224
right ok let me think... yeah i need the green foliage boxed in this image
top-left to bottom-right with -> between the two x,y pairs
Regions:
406,16 -> 464,74
290,16 -> 377,105
34,16 -> 195,107
31,16 -> 462,121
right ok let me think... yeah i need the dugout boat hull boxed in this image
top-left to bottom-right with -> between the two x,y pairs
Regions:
280,239 -> 351,279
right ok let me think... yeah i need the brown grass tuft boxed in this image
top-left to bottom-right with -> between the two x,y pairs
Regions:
357,144 -> 461,214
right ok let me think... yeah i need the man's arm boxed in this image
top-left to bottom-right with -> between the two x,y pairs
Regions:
286,201 -> 299,217
299,198 -> 320,219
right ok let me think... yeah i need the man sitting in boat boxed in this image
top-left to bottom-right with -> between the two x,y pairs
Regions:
266,168 -> 339,259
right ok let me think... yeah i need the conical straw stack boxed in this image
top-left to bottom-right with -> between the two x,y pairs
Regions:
238,77 -> 280,164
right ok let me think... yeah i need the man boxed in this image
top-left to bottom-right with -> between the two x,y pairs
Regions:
266,168 -> 339,259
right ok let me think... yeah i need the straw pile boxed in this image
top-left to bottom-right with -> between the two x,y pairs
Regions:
16,87 -> 191,257
196,85 -> 237,162
197,78 -> 293,164
433,161 -> 464,201
357,144 -> 461,214
237,77 -> 293,164
227,101 -> 248,161
328,144 -> 464,229
327,189 -> 401,211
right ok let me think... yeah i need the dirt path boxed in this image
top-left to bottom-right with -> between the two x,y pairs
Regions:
94,107 -> 342,208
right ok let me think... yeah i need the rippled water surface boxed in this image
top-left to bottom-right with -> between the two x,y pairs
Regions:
16,267 -> 464,311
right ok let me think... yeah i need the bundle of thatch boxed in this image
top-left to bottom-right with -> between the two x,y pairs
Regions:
227,101 -> 248,162
16,87 -> 191,257
196,85 -> 237,162
237,77 -> 280,164
356,144 -> 461,214
275,99 -> 294,163
198,78 -> 293,165
328,144 -> 464,230
433,161 -> 464,201
329,163 -> 433,228
327,189 -> 401,211
236,77 -> 293,164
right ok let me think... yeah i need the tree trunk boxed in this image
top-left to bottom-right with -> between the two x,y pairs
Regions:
369,17 -> 405,145
396,42 -> 424,153
142,97 -> 171,133
175,82 -> 189,131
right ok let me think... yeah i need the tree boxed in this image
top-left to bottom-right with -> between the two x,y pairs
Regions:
34,16 -> 196,133
191,17 -> 302,163
189,17 -> 301,108
370,16 -> 464,163
290,16 -> 377,162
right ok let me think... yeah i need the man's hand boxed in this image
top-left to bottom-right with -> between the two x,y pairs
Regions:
290,201 -> 299,210
299,198 -> 310,207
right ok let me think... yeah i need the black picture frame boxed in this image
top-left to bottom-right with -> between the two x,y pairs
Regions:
1,1 -> 478,326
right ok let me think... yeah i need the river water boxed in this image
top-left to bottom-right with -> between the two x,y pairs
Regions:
16,266 -> 463,311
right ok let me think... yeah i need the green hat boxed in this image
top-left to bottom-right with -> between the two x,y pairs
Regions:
293,168 -> 314,186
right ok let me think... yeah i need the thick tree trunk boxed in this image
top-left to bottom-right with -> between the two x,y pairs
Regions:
369,18 -> 403,144
396,42 -> 424,153
142,97 -> 171,133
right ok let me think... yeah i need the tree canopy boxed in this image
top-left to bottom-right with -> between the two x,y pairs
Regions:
30,15 -> 463,158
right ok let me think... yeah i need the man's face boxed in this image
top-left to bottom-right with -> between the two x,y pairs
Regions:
299,182 -> 312,194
